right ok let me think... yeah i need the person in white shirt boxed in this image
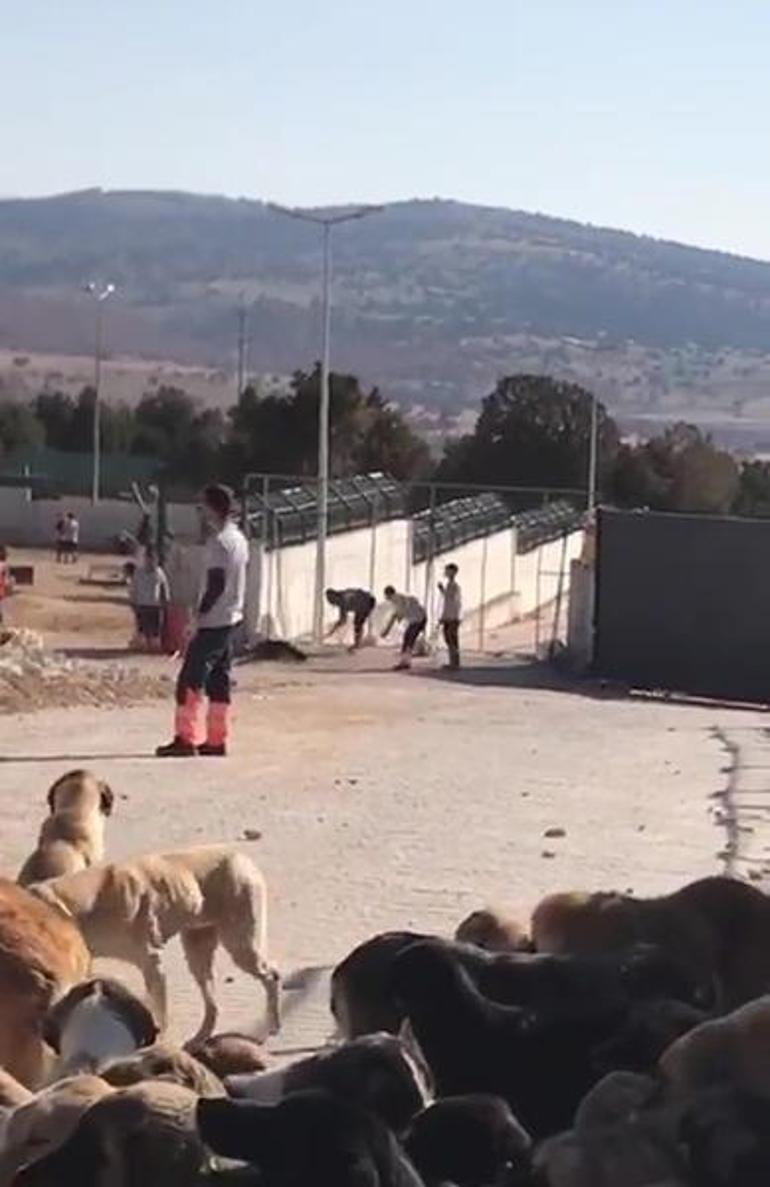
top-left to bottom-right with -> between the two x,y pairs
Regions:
62,512 -> 79,563
381,585 -> 427,671
130,546 -> 170,652
156,484 -> 249,758
438,562 -> 462,670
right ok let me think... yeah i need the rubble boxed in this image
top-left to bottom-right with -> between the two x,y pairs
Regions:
0,628 -> 171,715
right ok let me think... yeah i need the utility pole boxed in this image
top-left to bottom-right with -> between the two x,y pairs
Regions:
236,295 -> 248,400
587,391 -> 599,513
268,203 -> 384,642
83,282 -> 116,504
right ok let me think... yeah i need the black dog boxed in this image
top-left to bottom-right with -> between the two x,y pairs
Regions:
404,1095 -> 532,1187
391,940 -> 648,1139
197,1090 -> 424,1187
332,931 -> 701,1040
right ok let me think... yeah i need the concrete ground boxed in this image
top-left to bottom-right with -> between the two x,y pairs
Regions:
0,646 -> 766,1057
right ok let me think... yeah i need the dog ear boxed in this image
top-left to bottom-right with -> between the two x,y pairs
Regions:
42,981 -> 99,1052
99,782 -> 115,817
99,979 -> 159,1047
46,774 -> 67,814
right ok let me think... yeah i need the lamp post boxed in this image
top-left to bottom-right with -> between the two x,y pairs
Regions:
268,202 -> 384,642
83,282 -> 116,503
587,391 -> 599,514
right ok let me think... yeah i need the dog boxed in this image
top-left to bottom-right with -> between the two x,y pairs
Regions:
455,908 -> 532,953
0,880 -> 90,1087
197,1090 -> 424,1187
532,875 -> 770,1009
29,845 -> 280,1043
42,977 -> 158,1077
659,994 -> 770,1101
17,771 -> 114,887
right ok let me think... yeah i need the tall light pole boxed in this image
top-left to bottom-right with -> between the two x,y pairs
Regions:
587,391 -> 599,514
269,203 -> 384,642
83,282 -> 115,503
236,293 -> 249,400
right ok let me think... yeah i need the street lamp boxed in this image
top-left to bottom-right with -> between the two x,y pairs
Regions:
587,391 -> 599,514
268,202 -> 384,642
83,281 -> 116,503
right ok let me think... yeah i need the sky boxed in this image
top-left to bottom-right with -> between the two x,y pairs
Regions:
3,0 -> 770,258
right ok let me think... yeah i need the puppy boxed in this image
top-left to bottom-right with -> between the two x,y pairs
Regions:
532,875 -> 770,1009
198,1091 -> 424,1187
18,771 -> 114,887
455,908 -> 532,953
42,978 -> 158,1077
102,1041 -> 225,1097
659,995 -> 770,1101
188,1033 -> 269,1078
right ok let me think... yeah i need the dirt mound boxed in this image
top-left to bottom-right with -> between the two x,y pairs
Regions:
0,628 -> 170,715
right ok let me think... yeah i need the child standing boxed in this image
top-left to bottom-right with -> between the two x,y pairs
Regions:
438,562 -> 462,670
130,546 -> 170,652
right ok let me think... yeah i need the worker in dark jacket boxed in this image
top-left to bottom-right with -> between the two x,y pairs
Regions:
325,587 -> 377,651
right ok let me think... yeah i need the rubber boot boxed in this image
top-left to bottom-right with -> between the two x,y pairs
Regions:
156,689 -> 204,757
199,701 -> 230,757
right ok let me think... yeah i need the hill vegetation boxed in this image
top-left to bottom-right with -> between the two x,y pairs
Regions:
3,190 -> 770,423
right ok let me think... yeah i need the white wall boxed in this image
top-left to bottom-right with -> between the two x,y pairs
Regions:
413,525 -> 518,639
513,531 -> 585,618
246,518 -> 411,640
0,490 -> 200,550
235,519 -> 583,646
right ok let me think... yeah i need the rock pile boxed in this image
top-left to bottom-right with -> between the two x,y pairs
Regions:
0,628 -> 171,714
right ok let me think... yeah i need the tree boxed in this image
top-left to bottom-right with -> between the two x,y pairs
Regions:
436,374 -> 619,493
733,460 -> 770,517
224,366 -> 430,482
34,391 -> 76,449
611,422 -> 739,514
0,401 -> 44,454
133,386 -> 226,484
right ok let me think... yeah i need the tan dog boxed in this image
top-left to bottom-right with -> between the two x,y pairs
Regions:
531,875 -> 770,1009
29,845 -> 280,1044
455,907 -> 532,952
0,1074 -> 112,1186
660,995 -> 770,1100
18,770 -> 114,887
0,880 -> 90,1087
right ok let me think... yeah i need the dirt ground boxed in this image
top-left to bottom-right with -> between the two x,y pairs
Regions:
0,547 -> 765,1057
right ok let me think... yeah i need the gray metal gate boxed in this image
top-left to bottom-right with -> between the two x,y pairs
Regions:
595,508 -> 770,704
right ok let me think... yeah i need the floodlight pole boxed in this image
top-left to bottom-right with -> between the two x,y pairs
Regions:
268,202 -> 384,642
587,391 -> 599,514
83,282 -> 116,503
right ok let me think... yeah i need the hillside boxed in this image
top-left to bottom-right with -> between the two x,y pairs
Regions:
3,189 -> 770,427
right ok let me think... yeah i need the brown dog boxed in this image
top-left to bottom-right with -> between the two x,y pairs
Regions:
30,845 -> 280,1044
660,995 -> 770,1100
532,875 -> 770,1009
0,880 -> 90,1087
455,908 -> 532,953
18,771 -> 114,887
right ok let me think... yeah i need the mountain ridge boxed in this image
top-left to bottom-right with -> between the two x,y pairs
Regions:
2,189 -> 770,424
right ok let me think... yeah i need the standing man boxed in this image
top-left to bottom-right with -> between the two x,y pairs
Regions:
381,586 -> 427,671
438,562 -> 462,670
325,587 -> 376,651
156,484 -> 248,758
